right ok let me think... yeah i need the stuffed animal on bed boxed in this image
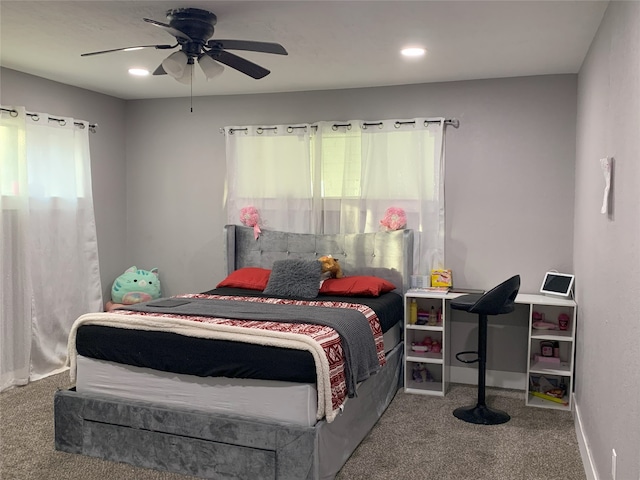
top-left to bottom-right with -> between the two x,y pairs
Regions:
318,255 -> 343,279
111,266 -> 162,305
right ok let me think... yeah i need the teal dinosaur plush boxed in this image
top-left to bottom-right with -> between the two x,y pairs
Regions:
111,266 -> 162,305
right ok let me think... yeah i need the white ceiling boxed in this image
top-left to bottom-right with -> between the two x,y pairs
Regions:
1,0 -> 608,100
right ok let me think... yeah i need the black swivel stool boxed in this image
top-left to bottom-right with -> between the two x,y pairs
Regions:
451,275 -> 521,425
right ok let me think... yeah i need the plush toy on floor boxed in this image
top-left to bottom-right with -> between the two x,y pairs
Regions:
107,266 -> 162,311
318,255 -> 343,279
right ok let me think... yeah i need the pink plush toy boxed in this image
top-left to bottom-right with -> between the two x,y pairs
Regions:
240,206 -> 262,240
380,207 -> 407,231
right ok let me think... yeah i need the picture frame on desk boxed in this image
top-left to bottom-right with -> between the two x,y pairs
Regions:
540,272 -> 575,297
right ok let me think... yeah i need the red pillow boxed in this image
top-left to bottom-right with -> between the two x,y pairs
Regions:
216,268 -> 271,291
319,276 -> 396,297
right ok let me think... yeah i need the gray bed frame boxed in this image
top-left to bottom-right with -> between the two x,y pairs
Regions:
54,225 -> 414,479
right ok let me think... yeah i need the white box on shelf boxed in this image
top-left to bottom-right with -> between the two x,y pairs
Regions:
410,275 -> 431,288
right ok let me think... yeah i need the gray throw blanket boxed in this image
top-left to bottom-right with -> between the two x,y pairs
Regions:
123,297 -> 381,397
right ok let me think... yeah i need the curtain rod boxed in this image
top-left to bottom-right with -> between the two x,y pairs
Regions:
0,107 -> 98,133
221,118 -> 459,135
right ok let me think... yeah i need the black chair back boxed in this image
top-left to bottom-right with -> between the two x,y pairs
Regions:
468,275 -> 521,316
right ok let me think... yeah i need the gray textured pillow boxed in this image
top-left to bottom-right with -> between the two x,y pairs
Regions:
263,259 -> 322,298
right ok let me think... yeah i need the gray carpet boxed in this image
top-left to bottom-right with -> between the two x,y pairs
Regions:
0,372 -> 585,480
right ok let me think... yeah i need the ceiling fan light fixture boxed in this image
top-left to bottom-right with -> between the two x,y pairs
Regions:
81,8 -> 288,85
198,54 -> 224,80
175,63 -> 194,85
162,51 -> 188,78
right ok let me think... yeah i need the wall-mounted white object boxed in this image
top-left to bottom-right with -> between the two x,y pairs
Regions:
600,157 -> 612,214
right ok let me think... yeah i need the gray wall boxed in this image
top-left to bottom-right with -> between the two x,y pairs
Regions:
124,75 -> 577,376
2,69 -> 577,380
124,75 -> 577,296
2,69 -> 577,297
0,68 -> 128,304
574,2 -> 640,480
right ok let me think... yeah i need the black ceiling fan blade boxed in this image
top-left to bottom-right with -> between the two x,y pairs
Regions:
207,40 -> 288,55
208,50 -> 270,79
143,18 -> 192,41
81,44 -> 176,57
152,64 -> 167,76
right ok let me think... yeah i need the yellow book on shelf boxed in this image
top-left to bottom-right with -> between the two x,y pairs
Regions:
530,391 -> 568,406
431,269 -> 452,287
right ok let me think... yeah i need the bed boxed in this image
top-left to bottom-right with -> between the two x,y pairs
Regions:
54,225 -> 414,479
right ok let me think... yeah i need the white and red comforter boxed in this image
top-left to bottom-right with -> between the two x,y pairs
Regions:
67,293 -> 385,422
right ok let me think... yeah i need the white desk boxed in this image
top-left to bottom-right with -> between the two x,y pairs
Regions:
403,290 -> 577,410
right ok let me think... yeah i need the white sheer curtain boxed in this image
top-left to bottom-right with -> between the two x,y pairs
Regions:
1,106 -> 103,392
313,119 -> 445,274
224,117 -> 445,275
224,124 -> 313,232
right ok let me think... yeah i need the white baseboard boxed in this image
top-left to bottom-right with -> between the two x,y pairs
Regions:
449,366 -> 527,390
574,400 -> 598,480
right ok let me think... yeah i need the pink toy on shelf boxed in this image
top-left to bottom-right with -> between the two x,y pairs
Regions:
558,313 -> 570,331
411,343 -> 429,353
532,320 -> 558,330
534,354 -> 560,364
532,311 -> 558,330
411,336 -> 435,353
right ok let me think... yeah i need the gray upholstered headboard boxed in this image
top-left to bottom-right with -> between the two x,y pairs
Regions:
224,225 -> 414,293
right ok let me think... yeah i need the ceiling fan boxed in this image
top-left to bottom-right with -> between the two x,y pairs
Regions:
81,8 -> 288,84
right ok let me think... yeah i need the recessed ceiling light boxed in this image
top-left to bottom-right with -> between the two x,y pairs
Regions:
124,47 -> 144,52
128,68 -> 150,76
401,47 -> 426,57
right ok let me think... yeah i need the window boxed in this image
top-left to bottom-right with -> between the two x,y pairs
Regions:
318,128 -> 362,198
225,117 -> 446,274
0,120 -> 26,199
